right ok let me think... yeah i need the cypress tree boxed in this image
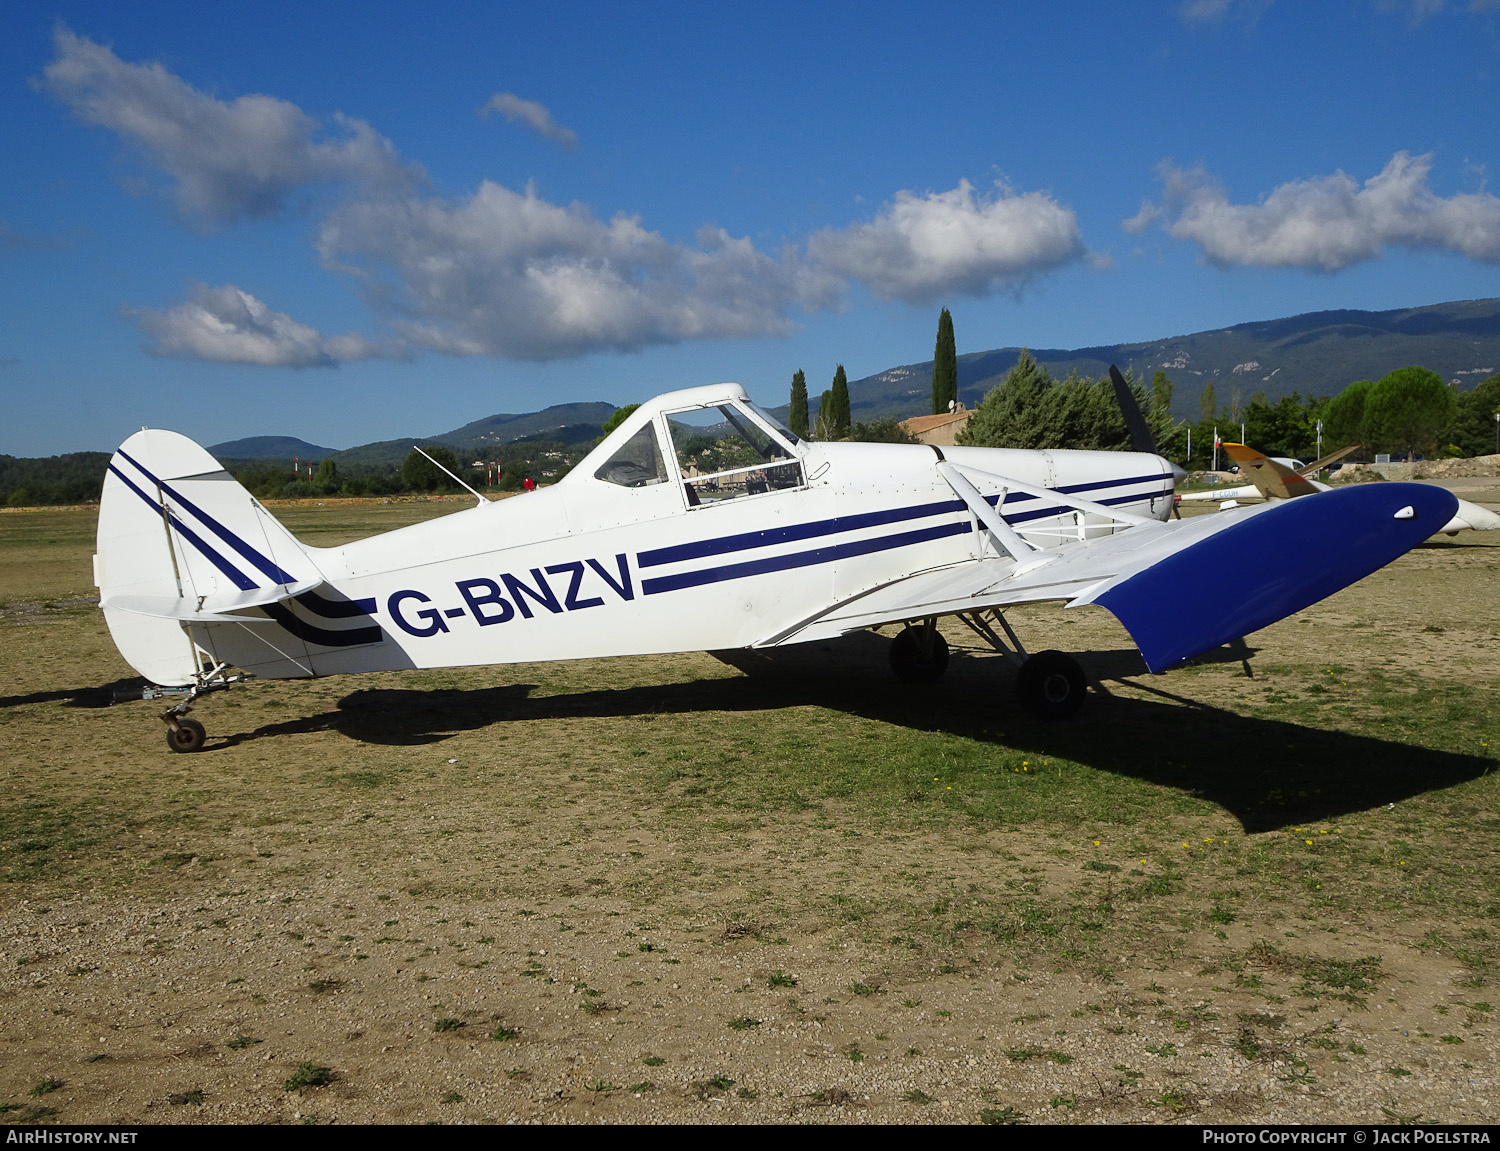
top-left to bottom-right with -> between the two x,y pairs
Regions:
831,365 -> 851,439
789,369 -> 809,438
931,308 -> 957,414
814,389 -> 835,440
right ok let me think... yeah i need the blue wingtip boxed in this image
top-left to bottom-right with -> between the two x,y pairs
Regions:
1095,483 -> 1459,673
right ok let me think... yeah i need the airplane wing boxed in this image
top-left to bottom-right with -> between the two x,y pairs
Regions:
774,482 -> 1457,673
1177,483 -> 1262,502
1299,443 -> 1361,475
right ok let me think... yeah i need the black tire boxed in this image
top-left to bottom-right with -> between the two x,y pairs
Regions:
1015,650 -> 1087,720
166,717 -> 206,754
889,626 -> 950,683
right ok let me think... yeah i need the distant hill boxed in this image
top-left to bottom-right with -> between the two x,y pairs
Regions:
837,297 -> 1500,423
442,402 -> 617,448
208,435 -> 337,459
329,402 -> 617,467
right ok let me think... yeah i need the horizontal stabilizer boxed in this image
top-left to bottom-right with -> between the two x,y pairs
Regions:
1093,483 -> 1457,672
105,578 -> 325,623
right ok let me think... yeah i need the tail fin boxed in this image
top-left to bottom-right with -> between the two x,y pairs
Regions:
1220,443 -> 1321,500
96,429 -> 319,685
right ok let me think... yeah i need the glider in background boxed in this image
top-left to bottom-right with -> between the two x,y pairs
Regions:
1185,442 -> 1498,537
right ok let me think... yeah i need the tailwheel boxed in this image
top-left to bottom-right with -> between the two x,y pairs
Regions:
889,623 -> 950,683
1015,650 -> 1087,720
166,717 -> 206,754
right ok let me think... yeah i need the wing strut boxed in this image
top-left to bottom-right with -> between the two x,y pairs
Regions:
936,461 -> 1037,562
949,462 -> 1165,529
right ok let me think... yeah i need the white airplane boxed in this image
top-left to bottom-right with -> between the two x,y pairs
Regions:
95,379 -> 1456,752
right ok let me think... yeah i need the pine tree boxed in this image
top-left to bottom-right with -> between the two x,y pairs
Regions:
831,365 -> 851,439
1447,372 -> 1500,456
789,369 -> 809,438
931,308 -> 957,414
958,350 -> 1054,449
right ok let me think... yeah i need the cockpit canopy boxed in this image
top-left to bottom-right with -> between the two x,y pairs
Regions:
584,384 -> 805,507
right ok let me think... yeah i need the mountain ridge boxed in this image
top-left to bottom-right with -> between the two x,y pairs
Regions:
107,297 -> 1500,463
838,297 -> 1500,424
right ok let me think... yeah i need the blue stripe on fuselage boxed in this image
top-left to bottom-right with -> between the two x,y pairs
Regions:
641,521 -> 970,595
636,472 -> 1171,593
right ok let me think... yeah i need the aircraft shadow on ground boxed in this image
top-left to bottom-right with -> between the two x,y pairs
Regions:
0,677 -> 148,710
193,632 -> 1489,834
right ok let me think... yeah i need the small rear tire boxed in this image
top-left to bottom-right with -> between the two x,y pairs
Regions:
1015,650 -> 1087,720
889,626 -> 950,683
166,717 -> 206,754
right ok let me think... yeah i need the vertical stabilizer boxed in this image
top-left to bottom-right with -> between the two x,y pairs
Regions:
96,430 -> 318,685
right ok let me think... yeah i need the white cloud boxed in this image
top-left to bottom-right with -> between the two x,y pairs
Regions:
43,29 -> 845,362
1146,152 -> 1500,270
131,283 -> 386,366
41,28 -> 416,226
806,179 -> 1085,304
479,93 -> 577,150
1178,0 -> 1274,26
318,182 -> 841,360
49,30 -> 1094,365
1121,200 -> 1160,236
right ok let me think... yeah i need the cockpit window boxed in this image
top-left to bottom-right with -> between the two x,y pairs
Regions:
744,400 -> 801,446
594,422 -> 668,488
667,403 -> 804,507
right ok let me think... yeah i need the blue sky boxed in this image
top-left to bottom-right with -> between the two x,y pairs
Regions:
4,0 -> 1500,455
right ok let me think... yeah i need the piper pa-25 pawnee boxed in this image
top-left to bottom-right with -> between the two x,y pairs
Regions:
96,373 -> 1457,752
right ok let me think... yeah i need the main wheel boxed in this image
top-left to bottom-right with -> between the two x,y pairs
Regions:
889,626 -> 950,683
1015,650 -> 1087,720
166,717 -> 206,753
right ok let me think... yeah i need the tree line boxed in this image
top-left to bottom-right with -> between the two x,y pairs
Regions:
1,437 -> 588,508
785,304 -> 1500,466
1170,365 -> 1500,466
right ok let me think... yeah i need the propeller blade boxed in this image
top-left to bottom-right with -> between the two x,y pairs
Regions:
1108,365 -> 1157,456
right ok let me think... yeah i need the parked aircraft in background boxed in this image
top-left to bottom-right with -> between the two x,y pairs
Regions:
1185,442 -> 1499,538
96,375 -> 1455,751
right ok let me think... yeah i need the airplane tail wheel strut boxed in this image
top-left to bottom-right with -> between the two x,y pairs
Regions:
152,664 -> 248,753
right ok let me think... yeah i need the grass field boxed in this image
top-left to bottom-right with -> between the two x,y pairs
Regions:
0,500 -> 1496,1124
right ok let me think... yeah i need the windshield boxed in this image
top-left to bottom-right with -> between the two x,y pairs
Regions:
744,400 -> 801,445
666,402 -> 803,507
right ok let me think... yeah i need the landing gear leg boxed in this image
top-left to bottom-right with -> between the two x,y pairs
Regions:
888,618 -> 950,683
956,609 -> 1088,720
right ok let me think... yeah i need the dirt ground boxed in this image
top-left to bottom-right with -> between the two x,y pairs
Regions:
1,492 -> 1498,1126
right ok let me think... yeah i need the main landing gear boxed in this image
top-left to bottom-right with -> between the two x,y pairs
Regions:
888,619 -> 950,683
887,611 -> 1089,720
